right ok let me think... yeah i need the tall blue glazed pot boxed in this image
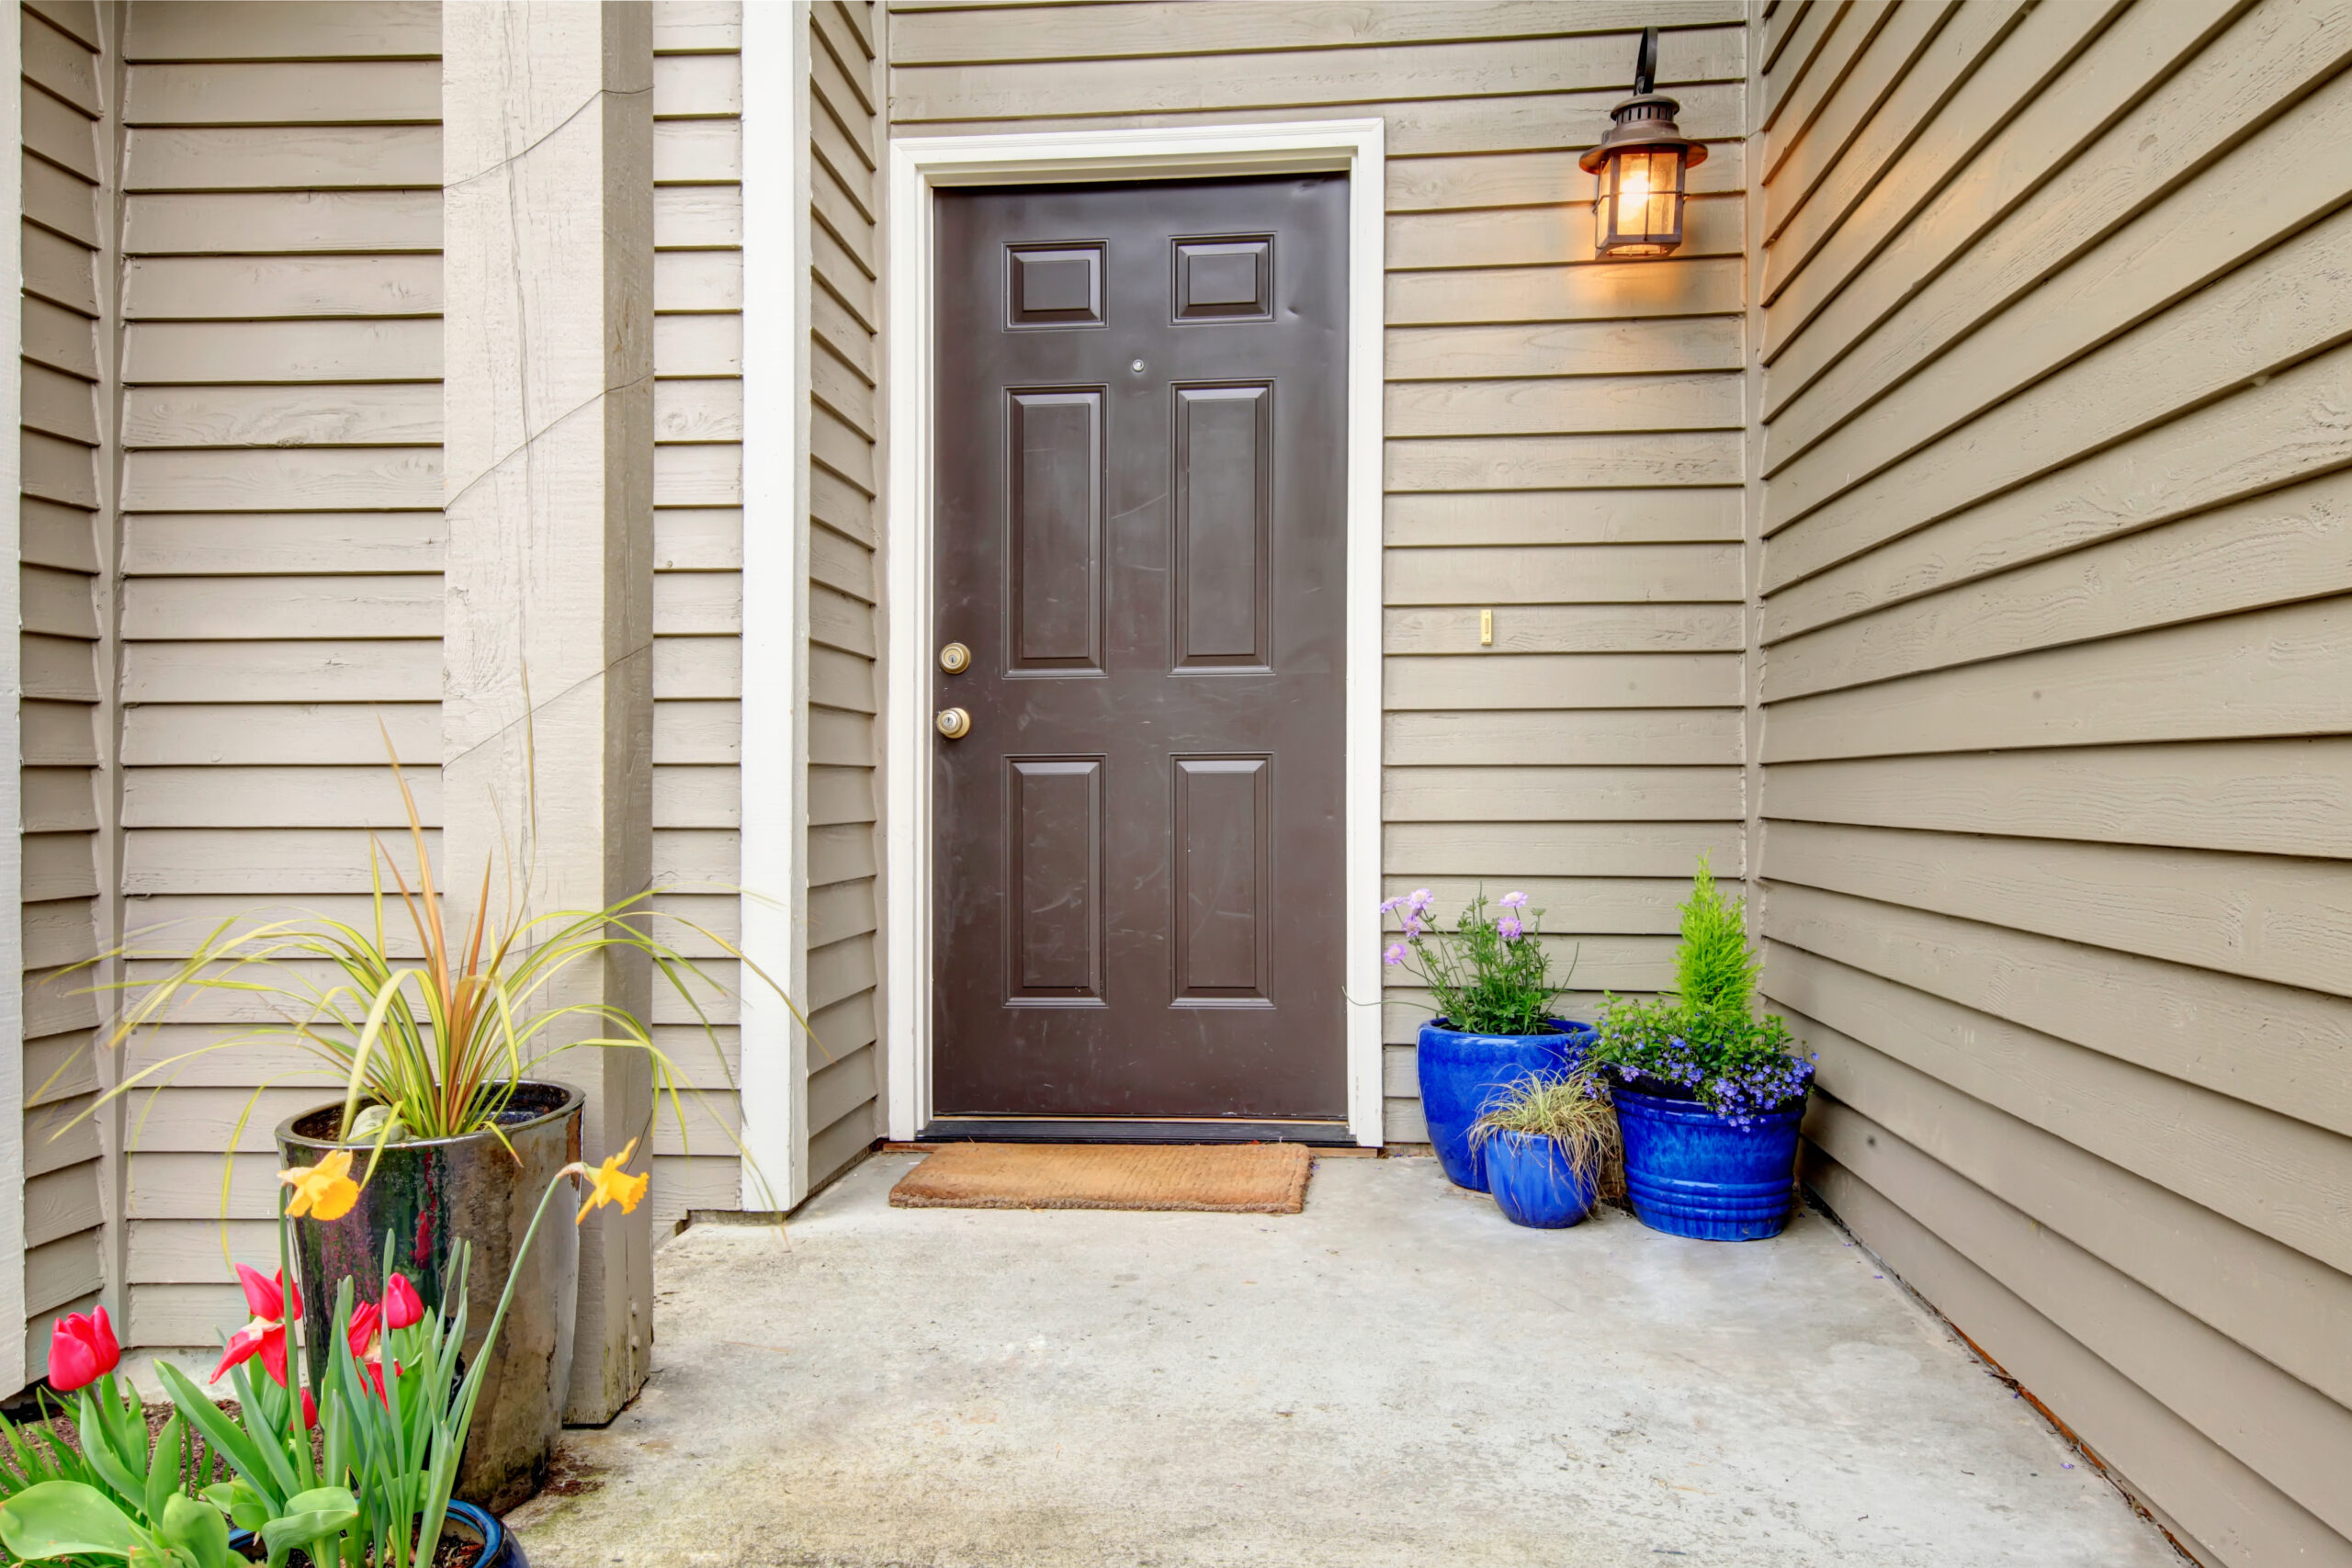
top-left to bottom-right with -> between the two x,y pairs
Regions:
1615,1086 -> 1806,1241
1416,1019 -> 1595,1191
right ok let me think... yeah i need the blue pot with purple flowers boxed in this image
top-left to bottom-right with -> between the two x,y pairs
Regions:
1586,855 -> 1819,1241
1382,885 -> 1589,1193
1613,1081 -> 1808,1240
1416,1017 -> 1594,1190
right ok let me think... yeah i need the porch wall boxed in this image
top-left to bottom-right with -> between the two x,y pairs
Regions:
1751,2 -> 2352,1564
648,0 -> 747,1235
17,0 -> 116,1381
108,0 -> 447,1345
885,0 -> 1755,1143
647,0 -> 885,1219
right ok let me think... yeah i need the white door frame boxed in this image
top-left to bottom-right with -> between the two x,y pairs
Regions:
880,120 -> 1387,1147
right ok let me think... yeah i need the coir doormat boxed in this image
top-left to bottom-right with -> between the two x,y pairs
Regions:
888,1142 -> 1311,1214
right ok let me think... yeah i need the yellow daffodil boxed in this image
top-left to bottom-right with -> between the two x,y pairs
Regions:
280,1147 -> 360,1222
571,1137 -> 650,1224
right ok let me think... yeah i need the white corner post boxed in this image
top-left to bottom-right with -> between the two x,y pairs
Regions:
737,1 -> 812,1212
441,2 -> 657,1422
881,121 -> 1387,1146
0,6 -> 26,1397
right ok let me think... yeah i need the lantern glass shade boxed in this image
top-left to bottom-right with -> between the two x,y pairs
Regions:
1594,145 -> 1688,258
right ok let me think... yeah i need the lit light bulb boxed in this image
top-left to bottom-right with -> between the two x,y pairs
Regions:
1616,160 -> 1654,234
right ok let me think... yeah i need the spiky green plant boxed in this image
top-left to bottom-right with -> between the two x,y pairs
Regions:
1583,856 -> 1815,1123
1672,853 -> 1761,1021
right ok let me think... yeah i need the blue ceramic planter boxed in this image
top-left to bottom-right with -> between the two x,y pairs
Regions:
1483,1129 -> 1601,1228
1616,1086 -> 1806,1241
232,1502 -> 525,1568
1416,1019 -> 1596,1191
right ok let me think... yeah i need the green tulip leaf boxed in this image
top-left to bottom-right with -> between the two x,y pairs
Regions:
0,1478 -> 146,1560
256,1486 -> 357,1555
142,1411 -> 186,1527
200,1478 -> 270,1534
160,1494 -> 231,1568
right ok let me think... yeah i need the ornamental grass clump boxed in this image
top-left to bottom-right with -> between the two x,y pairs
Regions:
1586,855 -> 1816,1126
1381,887 -> 1573,1035
1470,1068 -> 1622,1193
53,719 -> 806,1208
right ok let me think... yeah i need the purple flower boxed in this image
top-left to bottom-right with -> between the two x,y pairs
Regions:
1497,914 -> 1523,942
1408,887 -> 1436,915
1383,942 -> 1408,965
1377,896 -> 1402,915
1402,914 -> 1425,939
1499,891 -> 1529,908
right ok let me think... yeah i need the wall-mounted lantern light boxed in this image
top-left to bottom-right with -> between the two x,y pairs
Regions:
1579,27 -> 1707,259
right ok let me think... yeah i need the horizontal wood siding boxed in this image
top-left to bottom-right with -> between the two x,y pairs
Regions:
887,0 -> 1751,1143
1754,2 -> 2352,1562
650,0 -> 748,1229
116,0 -> 442,1344
17,0 -> 111,1375
801,2 -> 883,1189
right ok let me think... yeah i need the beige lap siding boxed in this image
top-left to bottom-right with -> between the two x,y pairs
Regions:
650,0 -> 747,1230
113,0 -> 444,1346
17,0 -> 114,1376
887,0 -> 1752,1142
1752,1 -> 2352,1563
650,1 -> 885,1221
798,1 -> 886,1191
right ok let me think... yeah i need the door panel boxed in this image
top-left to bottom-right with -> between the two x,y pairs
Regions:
933,175 -> 1349,1124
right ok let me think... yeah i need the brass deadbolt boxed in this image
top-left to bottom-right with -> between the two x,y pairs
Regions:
939,641 -> 972,674
935,706 -> 973,739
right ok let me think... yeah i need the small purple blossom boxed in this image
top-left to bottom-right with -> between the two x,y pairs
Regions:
1497,914 -> 1523,942
1499,891 -> 1529,908
1407,887 -> 1436,915
1401,913 -> 1426,939
1383,942 -> 1408,965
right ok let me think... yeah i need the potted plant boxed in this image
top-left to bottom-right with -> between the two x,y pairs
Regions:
1383,887 -> 1589,1191
1585,857 -> 1816,1241
70,739 -> 801,1509
1469,1066 -> 1620,1229
0,1140 -> 645,1567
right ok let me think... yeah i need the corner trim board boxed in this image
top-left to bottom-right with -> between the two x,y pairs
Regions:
737,2 -> 812,1209
882,119 -> 1388,1147
0,7 -> 26,1393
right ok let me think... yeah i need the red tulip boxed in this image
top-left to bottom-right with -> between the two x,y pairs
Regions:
48,1306 -> 119,1393
383,1273 -> 424,1331
345,1300 -> 383,1364
212,1265 -> 300,1387
300,1389 -> 319,1430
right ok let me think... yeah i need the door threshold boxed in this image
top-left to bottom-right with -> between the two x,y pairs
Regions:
915,1118 -> 1358,1146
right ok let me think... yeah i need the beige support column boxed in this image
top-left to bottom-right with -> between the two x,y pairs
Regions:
441,2 -> 656,1423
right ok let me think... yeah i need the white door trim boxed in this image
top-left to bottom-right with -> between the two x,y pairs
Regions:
881,119 -> 1386,1146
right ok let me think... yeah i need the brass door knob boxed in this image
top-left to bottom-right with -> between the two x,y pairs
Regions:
939,641 -> 972,674
936,706 -> 972,739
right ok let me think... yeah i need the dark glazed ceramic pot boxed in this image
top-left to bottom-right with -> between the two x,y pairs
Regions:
277,1082 -> 582,1512
232,1500 -> 526,1568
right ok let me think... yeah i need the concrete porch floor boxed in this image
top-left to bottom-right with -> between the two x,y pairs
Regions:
505,1151 -> 2179,1568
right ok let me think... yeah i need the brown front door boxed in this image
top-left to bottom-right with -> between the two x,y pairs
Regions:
930,175 -> 1349,1134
